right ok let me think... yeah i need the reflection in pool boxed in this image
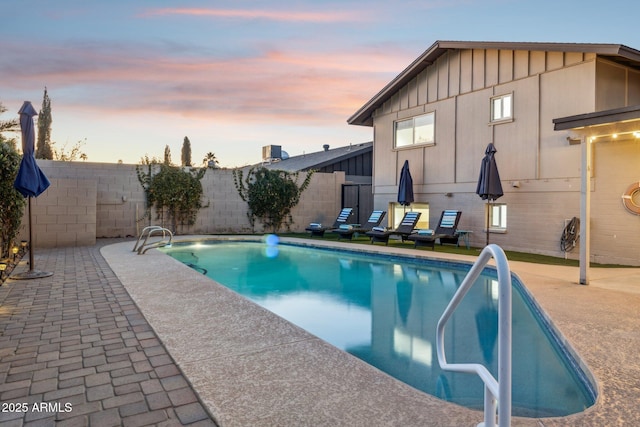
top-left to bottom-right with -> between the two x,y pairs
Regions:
163,240 -> 595,417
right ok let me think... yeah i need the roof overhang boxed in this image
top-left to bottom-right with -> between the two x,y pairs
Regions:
553,105 -> 640,140
349,41 -> 640,127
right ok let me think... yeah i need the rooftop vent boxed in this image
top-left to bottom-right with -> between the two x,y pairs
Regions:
323,144 -> 330,151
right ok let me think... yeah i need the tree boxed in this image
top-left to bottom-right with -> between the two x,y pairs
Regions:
233,167 -> 314,233
181,136 -> 192,167
53,138 -> 88,161
0,140 -> 26,259
0,101 -> 19,140
163,145 -> 172,165
202,152 -> 219,169
36,87 -> 54,159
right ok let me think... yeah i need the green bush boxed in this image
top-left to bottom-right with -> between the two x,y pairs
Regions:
233,167 -> 314,233
0,141 -> 26,258
136,159 -> 207,234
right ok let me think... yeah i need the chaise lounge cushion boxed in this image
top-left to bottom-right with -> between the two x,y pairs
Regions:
332,210 -> 387,240
365,211 -> 421,245
306,208 -> 354,237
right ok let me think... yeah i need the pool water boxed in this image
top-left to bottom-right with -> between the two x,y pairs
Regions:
162,240 -> 595,417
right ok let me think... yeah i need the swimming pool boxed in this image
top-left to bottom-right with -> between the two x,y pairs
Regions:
162,239 -> 595,418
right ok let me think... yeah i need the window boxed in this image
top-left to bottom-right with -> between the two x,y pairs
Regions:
390,202 -> 429,229
489,203 -> 507,231
490,93 -> 512,122
394,112 -> 435,148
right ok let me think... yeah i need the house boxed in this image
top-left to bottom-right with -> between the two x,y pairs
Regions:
260,142 -> 372,184
348,40 -> 640,272
260,142 -> 374,224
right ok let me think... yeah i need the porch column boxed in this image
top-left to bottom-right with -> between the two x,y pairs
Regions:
579,137 -> 591,285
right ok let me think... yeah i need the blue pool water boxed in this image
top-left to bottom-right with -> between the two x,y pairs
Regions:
162,240 -> 595,417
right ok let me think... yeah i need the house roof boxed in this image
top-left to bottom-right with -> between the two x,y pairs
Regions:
348,40 -> 640,127
261,142 -> 372,172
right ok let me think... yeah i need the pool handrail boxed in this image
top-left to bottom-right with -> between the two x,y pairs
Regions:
133,225 -> 173,255
133,226 -> 163,252
436,244 -> 512,427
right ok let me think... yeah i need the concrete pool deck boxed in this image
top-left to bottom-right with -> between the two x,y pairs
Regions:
2,236 -> 640,426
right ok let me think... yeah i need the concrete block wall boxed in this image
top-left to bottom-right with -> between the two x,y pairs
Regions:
290,171 -> 344,231
19,177 -> 97,248
18,160 -> 343,248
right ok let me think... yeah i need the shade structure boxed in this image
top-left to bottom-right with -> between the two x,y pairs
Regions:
476,143 -> 504,245
397,160 -> 414,206
12,101 -> 52,280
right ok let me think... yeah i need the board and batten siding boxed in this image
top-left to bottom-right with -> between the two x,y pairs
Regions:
369,46 -> 640,264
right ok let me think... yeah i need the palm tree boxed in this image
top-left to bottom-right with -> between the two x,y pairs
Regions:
203,152 -> 219,169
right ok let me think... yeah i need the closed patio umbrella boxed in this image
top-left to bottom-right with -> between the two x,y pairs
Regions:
398,160 -> 414,210
476,143 -> 503,246
12,100 -> 52,279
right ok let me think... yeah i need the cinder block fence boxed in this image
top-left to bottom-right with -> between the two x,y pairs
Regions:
18,160 -> 344,248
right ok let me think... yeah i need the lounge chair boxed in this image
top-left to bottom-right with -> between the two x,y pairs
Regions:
305,207 -> 354,237
331,210 -> 387,240
407,210 -> 462,249
365,211 -> 421,245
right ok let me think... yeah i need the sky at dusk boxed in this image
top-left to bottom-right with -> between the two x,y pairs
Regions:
2,0 -> 640,167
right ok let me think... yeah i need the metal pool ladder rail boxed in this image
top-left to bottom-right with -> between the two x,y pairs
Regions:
436,244 -> 512,427
133,226 -> 173,254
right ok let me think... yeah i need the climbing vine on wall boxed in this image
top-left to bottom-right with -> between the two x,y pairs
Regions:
136,157 -> 208,233
233,167 -> 314,233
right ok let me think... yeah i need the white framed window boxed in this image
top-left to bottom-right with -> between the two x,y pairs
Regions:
390,202 -> 429,229
490,93 -> 513,123
394,112 -> 435,148
489,203 -> 507,231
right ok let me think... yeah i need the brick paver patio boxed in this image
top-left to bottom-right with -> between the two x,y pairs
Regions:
0,241 -> 218,426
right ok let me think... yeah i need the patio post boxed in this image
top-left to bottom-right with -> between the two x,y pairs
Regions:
579,136 -> 591,285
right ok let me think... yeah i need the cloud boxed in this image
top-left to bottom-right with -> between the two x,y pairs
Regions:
142,7 -> 365,23
0,37 -> 411,128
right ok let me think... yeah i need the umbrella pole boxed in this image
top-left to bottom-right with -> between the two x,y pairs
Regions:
486,200 -> 490,246
12,196 -> 53,280
28,196 -> 34,271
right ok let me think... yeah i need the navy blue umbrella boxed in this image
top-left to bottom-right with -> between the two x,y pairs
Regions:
12,101 -> 52,280
397,160 -> 414,207
476,143 -> 503,245
14,101 -> 50,197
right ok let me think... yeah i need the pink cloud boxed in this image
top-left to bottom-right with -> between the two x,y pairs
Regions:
1,38 -> 412,130
143,7 -> 365,23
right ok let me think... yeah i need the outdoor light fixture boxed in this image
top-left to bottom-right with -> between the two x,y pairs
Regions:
0,262 -> 7,280
12,246 -> 18,261
588,130 -> 640,141
20,240 -> 27,255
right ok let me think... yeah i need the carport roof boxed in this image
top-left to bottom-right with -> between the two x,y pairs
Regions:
553,104 -> 640,131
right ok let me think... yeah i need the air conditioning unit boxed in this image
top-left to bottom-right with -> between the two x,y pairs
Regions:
262,145 -> 282,161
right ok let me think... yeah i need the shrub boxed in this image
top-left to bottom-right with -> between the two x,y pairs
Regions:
136,159 -> 207,234
0,141 -> 26,258
233,167 -> 314,233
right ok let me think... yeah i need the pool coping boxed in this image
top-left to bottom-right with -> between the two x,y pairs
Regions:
101,235 -> 640,426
